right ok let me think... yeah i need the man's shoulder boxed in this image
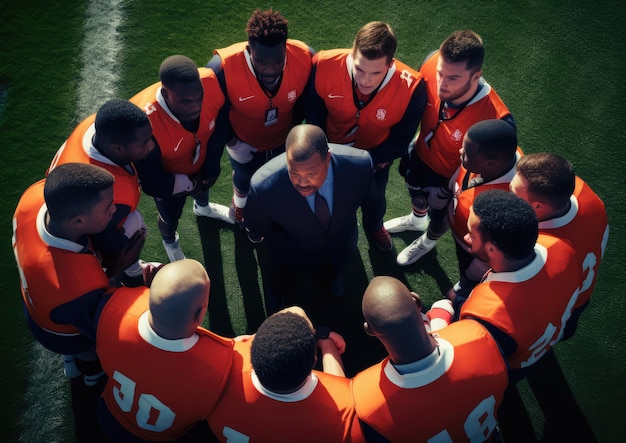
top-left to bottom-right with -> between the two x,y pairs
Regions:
330,144 -> 372,165
314,48 -> 350,64
250,154 -> 288,189
287,39 -> 313,52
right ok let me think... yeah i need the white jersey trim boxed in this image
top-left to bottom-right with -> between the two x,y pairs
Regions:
156,87 -> 182,123
383,337 -> 454,388
250,370 -> 319,402
484,244 -> 547,284
81,123 -> 117,167
539,195 -> 578,230
138,311 -> 200,352
37,204 -> 86,253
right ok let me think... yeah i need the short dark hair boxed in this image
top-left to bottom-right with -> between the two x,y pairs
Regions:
95,98 -> 150,145
473,189 -> 538,260
44,163 -> 114,221
439,29 -> 485,72
246,8 -> 288,48
159,55 -> 200,88
516,153 -> 576,209
285,124 -> 329,162
467,119 -> 517,160
353,21 -> 397,64
251,312 -> 316,393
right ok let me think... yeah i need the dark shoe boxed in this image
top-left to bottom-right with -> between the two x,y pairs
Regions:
371,226 -> 393,252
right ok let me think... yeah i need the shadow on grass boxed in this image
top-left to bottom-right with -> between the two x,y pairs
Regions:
499,349 -> 597,443
232,227 -> 268,334
266,247 -> 388,377
197,215 -> 267,337
196,216 -> 235,337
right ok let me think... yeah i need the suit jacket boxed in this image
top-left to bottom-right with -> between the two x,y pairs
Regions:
246,143 -> 377,269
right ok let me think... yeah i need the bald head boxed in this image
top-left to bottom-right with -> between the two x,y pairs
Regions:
363,277 -> 421,334
362,276 -> 435,364
285,124 -> 329,162
148,259 -> 210,339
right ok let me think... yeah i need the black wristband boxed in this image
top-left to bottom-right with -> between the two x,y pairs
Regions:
315,326 -> 332,340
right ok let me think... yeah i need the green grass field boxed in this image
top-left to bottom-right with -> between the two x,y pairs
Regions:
1,1 -> 625,441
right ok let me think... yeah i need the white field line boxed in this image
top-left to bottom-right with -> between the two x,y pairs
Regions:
20,0 -> 125,440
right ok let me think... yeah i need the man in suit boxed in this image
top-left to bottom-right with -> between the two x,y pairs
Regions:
245,124 -> 381,313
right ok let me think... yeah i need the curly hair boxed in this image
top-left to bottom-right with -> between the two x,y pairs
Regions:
473,189 -> 538,261
246,8 -> 288,47
251,312 -> 316,393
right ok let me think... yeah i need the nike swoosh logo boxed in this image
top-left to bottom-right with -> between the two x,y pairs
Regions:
239,95 -> 255,102
174,137 -> 184,152
328,94 -> 344,99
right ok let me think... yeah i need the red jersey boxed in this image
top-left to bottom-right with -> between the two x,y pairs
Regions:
207,339 -> 361,443
415,52 -> 512,178
12,180 -> 110,335
215,40 -> 312,152
448,150 -> 522,246
96,287 -> 234,441
312,49 -> 423,149
130,67 -> 225,175
460,234 -> 582,369
538,177 -> 609,309
48,114 -> 141,215
352,320 -> 508,442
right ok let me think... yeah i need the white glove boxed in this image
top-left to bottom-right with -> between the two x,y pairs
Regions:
427,299 -> 455,332
121,210 -> 146,239
226,138 -> 258,164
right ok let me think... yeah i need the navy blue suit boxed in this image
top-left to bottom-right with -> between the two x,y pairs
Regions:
245,144 -> 380,308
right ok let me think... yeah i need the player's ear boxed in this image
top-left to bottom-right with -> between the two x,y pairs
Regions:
193,306 -> 203,325
110,142 -> 124,154
409,291 -> 423,311
363,322 -> 375,337
69,214 -> 86,229
472,69 -> 483,83
485,241 -> 500,261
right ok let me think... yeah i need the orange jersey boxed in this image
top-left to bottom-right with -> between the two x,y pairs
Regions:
352,320 -> 508,442
12,180 -> 110,335
460,234 -> 582,369
312,49 -> 423,149
539,177 -> 609,309
48,114 -> 141,215
448,150 -> 522,245
215,40 -> 312,152
415,52 -> 512,178
207,339 -> 360,443
130,68 -> 225,175
96,287 -> 234,441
